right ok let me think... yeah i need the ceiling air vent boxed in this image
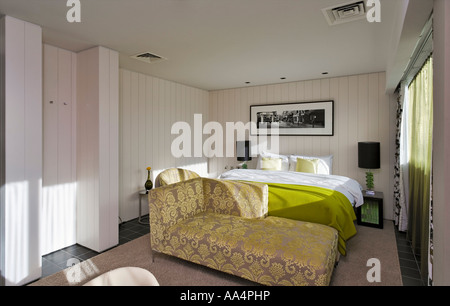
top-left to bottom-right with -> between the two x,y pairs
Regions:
130,52 -> 167,64
322,1 -> 367,26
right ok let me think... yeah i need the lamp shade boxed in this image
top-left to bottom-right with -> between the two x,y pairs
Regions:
236,141 -> 251,161
358,142 -> 380,169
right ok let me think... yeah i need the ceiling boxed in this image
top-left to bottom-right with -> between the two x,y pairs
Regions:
0,0 -> 433,91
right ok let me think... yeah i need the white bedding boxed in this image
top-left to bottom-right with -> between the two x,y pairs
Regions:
219,169 -> 364,207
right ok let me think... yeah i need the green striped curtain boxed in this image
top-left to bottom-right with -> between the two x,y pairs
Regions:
407,56 -> 433,282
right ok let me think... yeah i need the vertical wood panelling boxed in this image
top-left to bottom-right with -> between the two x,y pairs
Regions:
138,74 -> 146,194
368,74 -> 380,140
295,82 -> 305,156
4,17 -> 27,286
209,72 -> 395,220
97,47 -> 119,251
77,46 -> 118,252
347,76 -> 359,181
119,70 -> 131,222
71,53 -> 77,185
329,78 -> 340,174
42,45 -> 77,255
43,45 -> 58,187
433,1 -> 450,284
357,74 -> 369,143
312,80 -> 322,156
378,72 -> 391,221
337,77 -> 349,176
319,79 -> 330,156
130,72 -> 139,214
0,16 -> 4,287
57,49 -> 72,183
109,50 -> 119,249
98,47 -> 109,248
23,20 -> 42,284
77,48 -> 94,249
77,47 -> 98,250
304,81 -> 313,155
119,69 -> 209,222
2,16 -> 42,285
146,77 -> 153,169
208,92 -> 218,174
5,17 -> 25,185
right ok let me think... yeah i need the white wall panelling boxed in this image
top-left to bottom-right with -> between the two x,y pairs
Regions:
77,46 -> 119,253
42,44 -> 77,255
0,15 -> 4,287
208,72 -> 396,220
432,0 -> 450,285
0,16 -> 42,285
119,69 -> 209,222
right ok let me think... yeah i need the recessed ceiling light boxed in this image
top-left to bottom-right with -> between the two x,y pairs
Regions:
322,72 -> 329,75
245,81 -> 251,84
280,77 -> 286,80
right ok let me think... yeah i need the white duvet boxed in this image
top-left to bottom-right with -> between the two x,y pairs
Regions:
219,169 -> 364,207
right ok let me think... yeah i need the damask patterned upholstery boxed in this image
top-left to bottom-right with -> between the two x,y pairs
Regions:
148,177 -> 339,286
155,168 -> 200,187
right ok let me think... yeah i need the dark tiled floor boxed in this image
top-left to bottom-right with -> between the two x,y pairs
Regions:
394,226 -> 425,286
41,216 -> 424,286
41,215 -> 150,278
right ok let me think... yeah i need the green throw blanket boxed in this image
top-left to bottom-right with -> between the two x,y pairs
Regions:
265,183 -> 357,256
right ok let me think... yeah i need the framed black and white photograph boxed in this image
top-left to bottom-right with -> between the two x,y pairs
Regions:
250,100 -> 334,136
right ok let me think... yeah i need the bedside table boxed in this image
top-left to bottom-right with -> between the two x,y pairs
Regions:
356,190 -> 383,229
138,190 -> 149,225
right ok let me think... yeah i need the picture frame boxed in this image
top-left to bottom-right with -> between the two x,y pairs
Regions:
250,100 -> 334,136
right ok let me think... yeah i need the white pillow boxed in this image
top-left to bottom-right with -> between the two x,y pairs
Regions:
288,155 -> 333,175
257,151 -> 289,171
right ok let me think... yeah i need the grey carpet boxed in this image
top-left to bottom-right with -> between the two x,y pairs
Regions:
30,221 -> 402,286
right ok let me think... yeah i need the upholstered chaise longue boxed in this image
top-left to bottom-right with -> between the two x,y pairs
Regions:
148,177 -> 339,286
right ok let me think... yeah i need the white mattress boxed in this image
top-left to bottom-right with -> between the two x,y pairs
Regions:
219,169 -> 364,207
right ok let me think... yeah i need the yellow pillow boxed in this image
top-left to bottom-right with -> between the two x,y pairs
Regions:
261,157 -> 282,171
295,158 -> 320,173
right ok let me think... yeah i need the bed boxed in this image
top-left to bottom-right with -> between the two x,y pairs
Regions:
219,165 -> 364,256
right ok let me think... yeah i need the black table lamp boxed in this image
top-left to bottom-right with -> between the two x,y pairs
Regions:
358,142 -> 380,193
236,141 -> 251,169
